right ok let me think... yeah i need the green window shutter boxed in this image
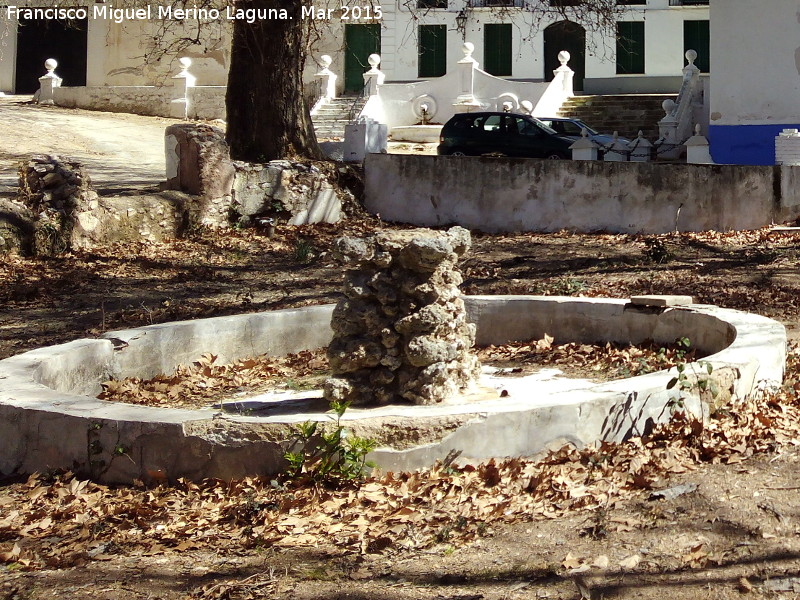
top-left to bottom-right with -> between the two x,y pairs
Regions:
616,21 -> 645,74
684,20 -> 710,73
484,23 -> 512,77
419,25 -> 447,78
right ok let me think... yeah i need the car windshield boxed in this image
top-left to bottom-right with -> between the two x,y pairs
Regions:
529,117 -> 558,135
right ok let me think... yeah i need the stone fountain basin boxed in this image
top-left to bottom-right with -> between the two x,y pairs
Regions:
0,296 -> 786,483
389,125 -> 443,143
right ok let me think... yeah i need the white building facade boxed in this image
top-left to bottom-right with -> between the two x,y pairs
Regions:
0,1 -> 708,95
707,0 -> 800,165
367,0 -> 709,95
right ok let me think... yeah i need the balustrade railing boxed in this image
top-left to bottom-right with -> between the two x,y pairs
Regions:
468,0 -> 525,8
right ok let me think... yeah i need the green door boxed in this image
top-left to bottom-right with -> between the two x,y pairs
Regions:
418,24 -> 447,78
484,23 -> 512,77
543,21 -> 586,91
684,20 -> 710,73
344,24 -> 381,92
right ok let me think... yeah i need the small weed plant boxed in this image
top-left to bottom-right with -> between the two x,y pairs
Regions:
642,237 -> 672,264
283,400 -> 376,486
665,337 -> 718,416
294,239 -> 315,264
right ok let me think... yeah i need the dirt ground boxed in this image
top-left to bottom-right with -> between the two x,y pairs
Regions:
4,105 -> 800,599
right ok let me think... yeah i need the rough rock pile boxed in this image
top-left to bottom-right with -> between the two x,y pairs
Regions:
16,155 -> 193,254
324,226 -> 480,406
18,154 -> 97,255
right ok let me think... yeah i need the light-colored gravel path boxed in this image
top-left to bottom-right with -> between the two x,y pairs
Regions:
0,95 -> 183,194
0,94 -> 438,196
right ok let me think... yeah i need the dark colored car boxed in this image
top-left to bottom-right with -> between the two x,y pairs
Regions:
437,112 -> 574,159
537,117 -> 631,147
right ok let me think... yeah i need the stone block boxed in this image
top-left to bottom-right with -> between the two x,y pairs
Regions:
163,123 -> 234,201
630,295 -> 694,307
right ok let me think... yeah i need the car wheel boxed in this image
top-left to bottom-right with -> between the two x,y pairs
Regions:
450,150 -> 467,156
545,153 -> 567,160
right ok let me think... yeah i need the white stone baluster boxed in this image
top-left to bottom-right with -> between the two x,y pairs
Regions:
570,128 -> 599,161
628,131 -> 653,162
453,42 -> 481,113
170,57 -> 196,119
37,58 -> 62,105
363,54 -> 385,96
686,124 -> 714,164
554,50 -> 574,97
315,54 -> 337,101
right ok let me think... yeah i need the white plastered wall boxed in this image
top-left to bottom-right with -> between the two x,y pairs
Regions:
0,13 -> 17,93
709,0 -> 800,127
358,1 -> 709,87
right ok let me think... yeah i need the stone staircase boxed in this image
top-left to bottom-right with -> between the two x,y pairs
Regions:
312,95 -> 367,140
557,94 -> 677,141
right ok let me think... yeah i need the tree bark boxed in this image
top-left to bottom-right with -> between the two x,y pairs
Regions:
226,0 -> 323,162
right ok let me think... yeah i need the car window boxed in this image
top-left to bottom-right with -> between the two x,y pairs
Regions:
515,117 -> 542,137
530,118 -> 558,135
481,115 -> 503,132
450,117 -> 473,130
561,121 -> 583,136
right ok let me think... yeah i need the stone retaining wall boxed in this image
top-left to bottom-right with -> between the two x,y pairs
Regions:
365,154 -> 800,234
52,86 -> 226,120
14,155 -> 200,253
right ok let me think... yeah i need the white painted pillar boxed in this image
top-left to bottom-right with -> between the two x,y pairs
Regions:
37,59 -> 62,105
553,50 -> 574,97
686,125 -> 714,164
628,131 -> 653,163
603,133 -> 629,162
363,54 -> 385,96
453,42 -> 481,113
170,57 -> 196,119
570,129 -> 599,161
315,54 -> 337,100
0,16 -> 16,93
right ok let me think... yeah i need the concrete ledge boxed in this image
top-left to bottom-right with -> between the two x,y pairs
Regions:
0,298 -> 786,482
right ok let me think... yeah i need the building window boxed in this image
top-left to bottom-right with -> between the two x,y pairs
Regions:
616,21 -> 645,74
684,20 -> 710,73
418,0 -> 447,8
617,1 -> 646,4
484,23 -> 512,77
418,25 -> 447,78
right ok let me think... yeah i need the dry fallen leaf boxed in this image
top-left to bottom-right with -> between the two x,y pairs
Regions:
618,554 -> 641,570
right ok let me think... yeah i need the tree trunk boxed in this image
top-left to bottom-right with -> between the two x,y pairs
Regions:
226,0 -> 323,162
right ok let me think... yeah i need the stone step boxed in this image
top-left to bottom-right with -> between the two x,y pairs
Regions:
555,93 -> 677,140
312,95 -> 367,139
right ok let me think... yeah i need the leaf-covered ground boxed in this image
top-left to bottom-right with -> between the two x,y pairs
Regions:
96,338 -> 695,410
4,223 -> 800,599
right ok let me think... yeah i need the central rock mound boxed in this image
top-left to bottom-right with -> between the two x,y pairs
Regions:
324,226 -> 480,406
